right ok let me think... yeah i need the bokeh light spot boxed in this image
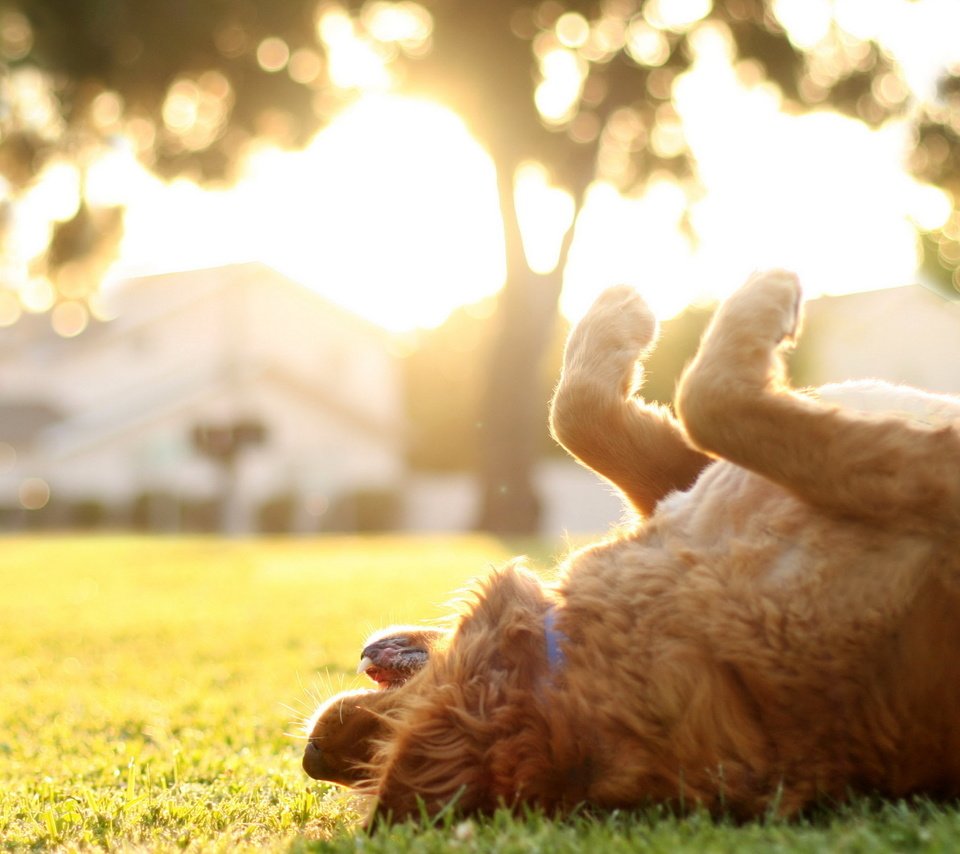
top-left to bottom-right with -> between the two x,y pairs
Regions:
19,278 -> 56,313
90,91 -> 124,129
19,477 -> 50,511
289,49 -> 324,84
51,300 -> 90,338
0,9 -> 32,61
555,12 -> 590,49
0,289 -> 21,326
626,18 -> 671,67
257,37 -> 290,73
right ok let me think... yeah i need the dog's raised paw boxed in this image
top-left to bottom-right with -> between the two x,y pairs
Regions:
562,286 -> 658,387
715,269 -> 802,349
584,285 -> 658,352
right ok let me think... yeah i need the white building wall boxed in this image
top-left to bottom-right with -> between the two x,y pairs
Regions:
402,460 -> 629,537
0,264 -> 408,531
801,287 -> 960,393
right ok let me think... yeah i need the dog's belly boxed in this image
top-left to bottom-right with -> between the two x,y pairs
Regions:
816,380 -> 960,425
557,457 -> 960,813
636,459 -> 947,693
570,465 -> 960,807
653,459 -> 937,589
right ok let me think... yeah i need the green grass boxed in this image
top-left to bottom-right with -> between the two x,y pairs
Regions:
1,536 -> 957,852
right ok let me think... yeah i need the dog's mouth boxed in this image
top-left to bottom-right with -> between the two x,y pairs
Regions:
358,657 -> 406,688
357,635 -> 430,689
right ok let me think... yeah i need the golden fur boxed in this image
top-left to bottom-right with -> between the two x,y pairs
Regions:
303,270 -> 960,821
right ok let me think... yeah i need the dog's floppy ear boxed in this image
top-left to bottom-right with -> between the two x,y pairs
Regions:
368,678 -> 494,822
454,559 -> 556,685
369,561 -> 555,822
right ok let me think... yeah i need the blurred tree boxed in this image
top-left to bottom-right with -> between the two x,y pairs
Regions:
402,292 -> 709,472
402,301 -> 494,473
402,296 -> 568,472
3,0 -> 959,530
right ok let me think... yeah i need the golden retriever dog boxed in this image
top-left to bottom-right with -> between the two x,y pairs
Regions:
302,270 -> 960,822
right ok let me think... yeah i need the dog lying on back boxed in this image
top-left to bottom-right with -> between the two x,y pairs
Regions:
303,271 -> 960,822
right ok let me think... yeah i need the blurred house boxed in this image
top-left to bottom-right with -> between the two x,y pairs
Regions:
1,276 -> 957,536
0,263 -> 405,532
794,283 -> 960,393
402,460 -> 629,537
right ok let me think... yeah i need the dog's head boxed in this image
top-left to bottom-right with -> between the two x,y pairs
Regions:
302,687 -> 392,786
368,560 -> 566,822
304,626 -> 450,787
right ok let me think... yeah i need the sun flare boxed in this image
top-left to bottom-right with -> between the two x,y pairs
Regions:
97,1 -> 960,336
248,96 -> 506,331
108,95 -> 508,332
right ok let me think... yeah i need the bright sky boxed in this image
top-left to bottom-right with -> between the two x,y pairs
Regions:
25,0 -> 960,334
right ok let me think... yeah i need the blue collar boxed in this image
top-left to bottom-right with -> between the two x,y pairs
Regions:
544,607 -> 566,671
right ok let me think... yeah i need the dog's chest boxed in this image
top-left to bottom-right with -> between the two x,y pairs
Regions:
652,462 -> 793,538
649,462 -> 816,584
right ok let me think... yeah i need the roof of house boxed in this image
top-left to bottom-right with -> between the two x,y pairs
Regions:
1,262 -> 389,362
2,262 -> 403,460
96,262 -> 387,343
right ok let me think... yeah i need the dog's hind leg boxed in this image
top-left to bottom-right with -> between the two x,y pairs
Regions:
676,270 -> 960,536
551,286 -> 710,517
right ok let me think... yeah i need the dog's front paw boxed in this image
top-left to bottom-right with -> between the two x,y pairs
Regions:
676,271 -> 803,450
686,270 -> 803,393
723,269 -> 802,347
358,626 -> 445,688
561,286 -> 658,392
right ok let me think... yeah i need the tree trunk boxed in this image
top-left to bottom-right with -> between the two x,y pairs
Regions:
474,160 -> 576,534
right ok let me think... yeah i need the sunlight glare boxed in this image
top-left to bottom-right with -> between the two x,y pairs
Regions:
670,32 -> 927,302
645,0 -> 713,33
906,182 -> 953,232
535,48 -> 585,124
85,140 -> 153,208
772,0 -> 832,50
24,160 -> 80,223
362,1 -> 432,50
560,9 -> 954,325
317,5 -> 392,90
110,95 -> 505,333
258,96 -> 504,330
833,0 -> 892,43
101,1 -> 960,338
514,163 -> 576,274
563,180 -> 698,322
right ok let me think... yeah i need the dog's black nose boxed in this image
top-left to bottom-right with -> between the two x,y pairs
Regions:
302,740 -> 325,779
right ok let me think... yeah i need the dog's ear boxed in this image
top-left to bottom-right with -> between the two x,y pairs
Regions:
455,559 -> 555,683
367,679 -> 494,823
368,562 -> 555,823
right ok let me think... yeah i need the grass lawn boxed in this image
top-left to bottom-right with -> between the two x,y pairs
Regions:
1,535 -> 957,852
